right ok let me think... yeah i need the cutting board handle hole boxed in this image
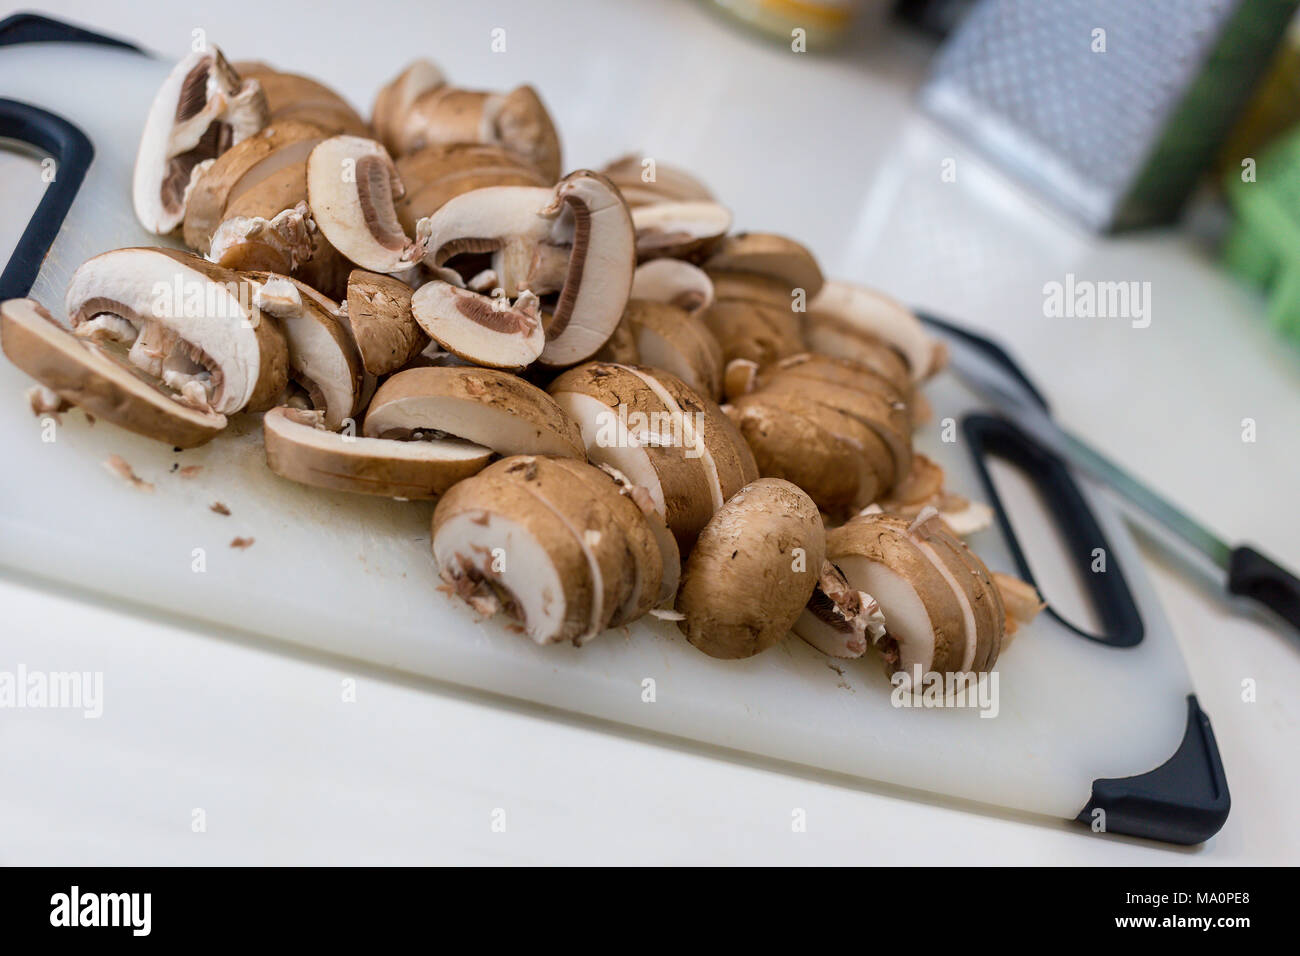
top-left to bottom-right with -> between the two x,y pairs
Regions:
963,414 -> 1144,648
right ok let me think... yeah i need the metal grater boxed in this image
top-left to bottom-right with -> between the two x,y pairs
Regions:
920,0 -> 1298,231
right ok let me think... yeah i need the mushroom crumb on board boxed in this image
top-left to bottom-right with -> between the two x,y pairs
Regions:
102,455 -> 154,493
0,42 -> 1045,695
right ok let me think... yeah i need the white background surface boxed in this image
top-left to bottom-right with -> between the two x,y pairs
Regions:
3,0 -> 1299,864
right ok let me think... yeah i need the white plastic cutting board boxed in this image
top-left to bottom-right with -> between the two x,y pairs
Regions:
0,41 -> 1195,821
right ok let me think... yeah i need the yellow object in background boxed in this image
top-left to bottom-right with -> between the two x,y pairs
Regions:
708,0 -> 868,48
1217,20 -> 1300,174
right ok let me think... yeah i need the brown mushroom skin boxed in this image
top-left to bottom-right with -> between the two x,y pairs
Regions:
1,298 -> 227,448
345,270 -> 427,375
233,63 -> 370,136
395,143 -> 548,233
676,478 -> 826,660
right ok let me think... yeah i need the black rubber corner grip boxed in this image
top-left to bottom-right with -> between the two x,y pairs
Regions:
0,100 -> 94,301
1077,696 -> 1230,845
0,11 -> 142,50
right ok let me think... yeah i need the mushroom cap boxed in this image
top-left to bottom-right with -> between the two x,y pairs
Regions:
728,390 -> 889,513
486,85 -> 563,183
758,376 -> 912,486
1,298 -> 226,447
762,350 -> 912,403
371,59 -> 447,154
626,363 -> 758,506
264,405 -> 490,499
486,455 -> 642,636
676,478 -> 826,660
64,247 -> 288,415
698,297 -> 805,367
600,154 -> 715,207
703,232 -> 825,300
133,47 -> 269,235
547,456 -> 666,624
411,281 -> 544,371
234,63 -> 370,136
377,75 -> 562,181
618,299 -> 724,401
547,362 -> 716,551
344,269 -> 427,375
364,366 -> 583,458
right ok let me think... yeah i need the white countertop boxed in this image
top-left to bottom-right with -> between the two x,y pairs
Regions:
3,0 -> 1298,864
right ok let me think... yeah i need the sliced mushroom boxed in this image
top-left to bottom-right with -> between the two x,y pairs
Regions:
396,142 -> 548,233
1,298 -> 226,447
630,258 -> 714,315
826,511 -> 1018,681
371,59 -> 447,153
234,62 -> 370,136
363,366 -> 583,458
547,457 -> 666,625
410,281 -> 544,370
133,47 -> 270,235
727,390 -> 891,514
202,140 -> 352,301
64,248 -> 288,415
698,297 -> 805,368
600,154 -> 714,207
703,233 -> 824,299
306,135 -> 426,273
809,281 -> 945,382
432,469 -> 596,644
183,120 -> 326,254
757,351 -> 912,405
246,272 -> 363,427
593,462 -> 682,607
626,364 -> 758,509
603,299 -> 724,400
486,456 -> 657,636
630,200 -> 731,260
757,376 -> 912,486
547,362 -> 716,551
793,561 -> 887,659
208,201 -> 316,274
343,269 -> 427,375
264,405 -> 490,498
676,478 -> 825,660
373,62 -> 562,179
421,171 -> 635,368
875,453 -> 993,536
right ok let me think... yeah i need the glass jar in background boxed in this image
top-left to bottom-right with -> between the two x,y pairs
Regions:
707,0 -> 872,49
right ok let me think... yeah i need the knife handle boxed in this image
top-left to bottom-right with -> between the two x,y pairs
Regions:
1228,546 -> 1300,633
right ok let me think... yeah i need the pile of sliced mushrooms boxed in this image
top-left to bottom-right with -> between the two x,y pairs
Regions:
0,46 -> 1044,686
